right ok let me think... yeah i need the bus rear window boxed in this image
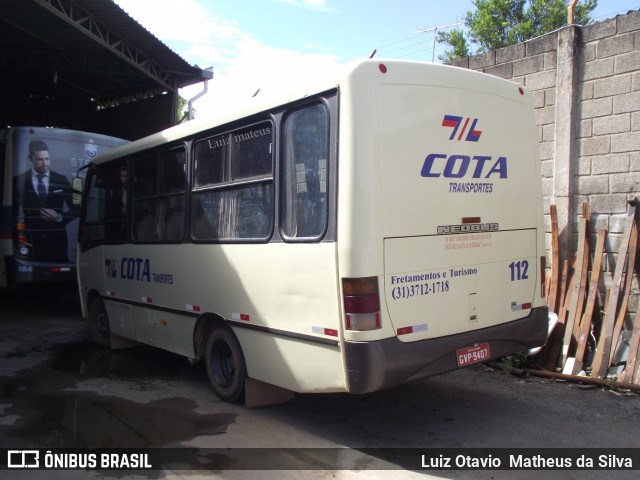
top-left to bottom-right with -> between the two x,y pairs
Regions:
281,103 -> 329,240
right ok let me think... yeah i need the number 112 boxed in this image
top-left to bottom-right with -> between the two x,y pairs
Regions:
509,260 -> 529,281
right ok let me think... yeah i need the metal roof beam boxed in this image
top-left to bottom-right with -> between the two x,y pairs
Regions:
34,0 -> 178,92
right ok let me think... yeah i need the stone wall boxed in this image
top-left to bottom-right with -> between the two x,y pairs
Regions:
450,9 -> 640,317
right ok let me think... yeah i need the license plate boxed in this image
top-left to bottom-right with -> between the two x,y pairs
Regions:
456,343 -> 490,367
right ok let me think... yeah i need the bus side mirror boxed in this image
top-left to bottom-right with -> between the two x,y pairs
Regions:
72,177 -> 83,205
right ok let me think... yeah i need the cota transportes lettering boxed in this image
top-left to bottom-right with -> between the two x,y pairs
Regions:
104,257 -> 174,284
421,154 -> 507,179
120,257 -> 151,282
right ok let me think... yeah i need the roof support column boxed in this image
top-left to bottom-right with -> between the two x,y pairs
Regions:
553,26 -> 580,256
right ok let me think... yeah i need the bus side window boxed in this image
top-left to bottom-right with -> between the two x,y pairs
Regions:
281,103 -> 329,240
192,122 -> 273,241
132,148 -> 186,242
80,161 -> 127,248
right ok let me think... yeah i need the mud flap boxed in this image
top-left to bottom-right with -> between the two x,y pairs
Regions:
245,378 -> 295,408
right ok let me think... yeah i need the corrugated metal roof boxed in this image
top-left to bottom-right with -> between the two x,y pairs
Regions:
0,0 -> 210,104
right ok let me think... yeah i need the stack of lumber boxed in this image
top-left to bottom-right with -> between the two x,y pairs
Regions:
533,200 -> 640,388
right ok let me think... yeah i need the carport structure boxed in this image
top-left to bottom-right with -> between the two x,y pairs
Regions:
0,0 -> 213,140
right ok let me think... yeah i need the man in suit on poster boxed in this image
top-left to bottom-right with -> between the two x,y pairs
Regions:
13,139 -> 77,262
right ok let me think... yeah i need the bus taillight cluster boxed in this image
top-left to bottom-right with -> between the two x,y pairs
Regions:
342,277 -> 381,331
16,223 -> 29,255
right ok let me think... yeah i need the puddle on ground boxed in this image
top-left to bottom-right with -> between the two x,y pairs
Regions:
5,394 -> 235,448
1,341 -> 236,448
52,341 -> 200,380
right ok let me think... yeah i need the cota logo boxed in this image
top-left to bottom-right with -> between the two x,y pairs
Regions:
442,115 -> 482,142
420,115 -> 508,179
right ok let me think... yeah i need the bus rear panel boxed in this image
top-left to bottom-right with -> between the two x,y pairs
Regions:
338,61 -> 548,393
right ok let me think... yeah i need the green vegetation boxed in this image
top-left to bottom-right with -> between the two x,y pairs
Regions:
438,0 -> 598,63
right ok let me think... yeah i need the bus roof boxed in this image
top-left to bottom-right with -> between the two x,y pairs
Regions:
88,58 -> 523,166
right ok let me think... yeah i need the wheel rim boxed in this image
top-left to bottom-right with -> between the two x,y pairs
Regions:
211,339 -> 235,388
95,310 -> 109,338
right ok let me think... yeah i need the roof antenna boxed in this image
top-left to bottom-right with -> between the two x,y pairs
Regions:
252,88 -> 261,98
368,49 -> 377,59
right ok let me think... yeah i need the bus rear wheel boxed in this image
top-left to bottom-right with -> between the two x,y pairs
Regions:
89,298 -> 111,347
205,326 -> 246,403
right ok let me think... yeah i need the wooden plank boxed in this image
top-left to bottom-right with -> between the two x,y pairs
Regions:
634,342 -> 640,385
618,307 -> 640,384
570,230 -> 590,343
559,257 -> 571,315
538,324 -> 565,371
560,216 -> 588,369
609,222 -> 638,366
547,204 -> 560,314
572,229 -> 606,375
591,203 -> 637,378
502,365 -> 640,393
572,202 -> 591,342
539,258 -> 572,371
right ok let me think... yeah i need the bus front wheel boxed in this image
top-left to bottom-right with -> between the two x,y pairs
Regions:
89,298 -> 111,347
205,326 -> 246,403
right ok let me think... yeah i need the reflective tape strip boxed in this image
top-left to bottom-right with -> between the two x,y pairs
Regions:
312,326 -> 339,337
511,301 -> 532,312
397,323 -> 428,336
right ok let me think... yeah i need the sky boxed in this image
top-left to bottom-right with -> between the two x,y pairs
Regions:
112,0 -> 639,119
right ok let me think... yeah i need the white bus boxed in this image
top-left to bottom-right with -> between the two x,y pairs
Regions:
0,127 -> 127,288
77,59 -> 548,404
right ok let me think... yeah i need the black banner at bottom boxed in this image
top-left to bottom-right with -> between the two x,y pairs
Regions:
2,448 -> 639,471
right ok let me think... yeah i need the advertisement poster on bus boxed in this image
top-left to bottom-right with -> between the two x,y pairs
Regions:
10,127 -> 127,280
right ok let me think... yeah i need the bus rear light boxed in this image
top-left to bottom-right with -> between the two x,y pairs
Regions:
343,294 -> 379,313
17,235 -> 27,244
17,223 -> 25,231
346,312 -> 381,331
342,276 -> 378,296
343,277 -> 382,331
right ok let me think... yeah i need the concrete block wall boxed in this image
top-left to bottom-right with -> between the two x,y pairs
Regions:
451,10 -> 640,320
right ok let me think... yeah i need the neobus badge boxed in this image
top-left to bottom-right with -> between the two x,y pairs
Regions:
437,223 -> 499,235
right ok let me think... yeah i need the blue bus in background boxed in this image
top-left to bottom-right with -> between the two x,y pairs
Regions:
0,127 -> 128,287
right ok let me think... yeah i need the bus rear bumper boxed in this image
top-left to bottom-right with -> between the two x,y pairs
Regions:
6,257 -> 76,285
344,306 -> 549,394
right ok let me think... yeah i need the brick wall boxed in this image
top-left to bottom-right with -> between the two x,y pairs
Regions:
450,10 -> 640,319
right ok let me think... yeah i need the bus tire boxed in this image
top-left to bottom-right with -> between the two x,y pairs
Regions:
205,326 -> 246,403
89,298 -> 111,348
